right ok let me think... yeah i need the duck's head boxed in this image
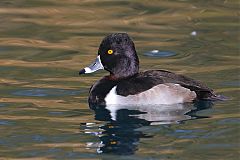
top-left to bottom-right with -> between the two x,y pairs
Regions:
79,33 -> 139,79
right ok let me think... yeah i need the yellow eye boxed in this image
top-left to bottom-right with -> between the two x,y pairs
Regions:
107,49 -> 113,54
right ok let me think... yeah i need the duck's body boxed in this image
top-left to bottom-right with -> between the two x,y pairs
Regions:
89,70 -> 216,106
79,33 -> 219,106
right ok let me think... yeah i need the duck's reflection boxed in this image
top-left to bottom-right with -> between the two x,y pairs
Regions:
83,101 -> 213,155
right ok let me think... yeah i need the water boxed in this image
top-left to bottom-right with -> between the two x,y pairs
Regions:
0,0 -> 239,159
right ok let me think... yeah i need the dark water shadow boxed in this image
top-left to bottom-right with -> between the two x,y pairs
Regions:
80,101 -> 214,155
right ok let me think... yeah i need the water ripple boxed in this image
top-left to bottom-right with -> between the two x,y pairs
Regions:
143,50 -> 176,58
12,88 -> 83,97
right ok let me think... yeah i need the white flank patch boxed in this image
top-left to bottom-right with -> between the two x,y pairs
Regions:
104,83 -> 196,105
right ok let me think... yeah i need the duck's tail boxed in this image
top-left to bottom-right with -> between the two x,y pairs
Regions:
208,94 -> 229,101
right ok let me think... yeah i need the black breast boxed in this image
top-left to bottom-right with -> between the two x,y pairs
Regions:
88,77 -> 117,106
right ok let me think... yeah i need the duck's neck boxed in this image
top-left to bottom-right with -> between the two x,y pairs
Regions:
111,55 -> 139,80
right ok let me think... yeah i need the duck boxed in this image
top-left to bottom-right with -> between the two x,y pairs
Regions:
79,33 -> 220,106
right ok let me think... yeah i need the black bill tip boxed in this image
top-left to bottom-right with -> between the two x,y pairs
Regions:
79,69 -> 85,75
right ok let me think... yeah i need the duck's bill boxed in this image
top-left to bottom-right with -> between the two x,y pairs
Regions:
79,55 -> 104,75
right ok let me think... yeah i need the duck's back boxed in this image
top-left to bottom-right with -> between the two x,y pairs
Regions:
116,70 -> 216,100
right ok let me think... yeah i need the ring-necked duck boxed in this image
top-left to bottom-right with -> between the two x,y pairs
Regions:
79,33 -> 220,106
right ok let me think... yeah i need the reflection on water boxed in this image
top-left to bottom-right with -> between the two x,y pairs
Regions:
83,101 -> 213,155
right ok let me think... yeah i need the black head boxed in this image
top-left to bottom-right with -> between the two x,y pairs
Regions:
79,33 -> 139,79
98,33 -> 139,78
